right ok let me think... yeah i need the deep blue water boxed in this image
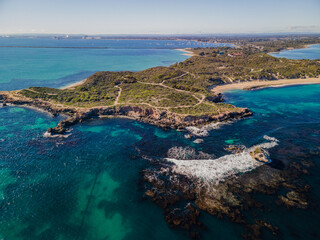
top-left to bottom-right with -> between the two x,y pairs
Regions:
0,41 -> 319,240
0,38 -> 231,91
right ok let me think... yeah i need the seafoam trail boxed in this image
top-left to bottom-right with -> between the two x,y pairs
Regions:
166,135 -> 278,185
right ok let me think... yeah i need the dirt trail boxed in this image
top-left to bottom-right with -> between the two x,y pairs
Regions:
114,86 -> 122,105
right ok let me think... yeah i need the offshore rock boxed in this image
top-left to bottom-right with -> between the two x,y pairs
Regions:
249,147 -> 269,163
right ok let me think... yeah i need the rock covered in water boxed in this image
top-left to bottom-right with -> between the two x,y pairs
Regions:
278,190 -> 308,209
165,203 -> 203,239
165,203 -> 201,229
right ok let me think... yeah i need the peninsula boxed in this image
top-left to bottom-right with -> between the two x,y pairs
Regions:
1,39 -> 320,135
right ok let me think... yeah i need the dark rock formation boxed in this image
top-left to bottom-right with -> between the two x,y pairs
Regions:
278,190 -> 308,209
205,93 -> 224,103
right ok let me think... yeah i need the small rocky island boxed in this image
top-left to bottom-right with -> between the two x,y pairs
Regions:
1,44 -> 319,135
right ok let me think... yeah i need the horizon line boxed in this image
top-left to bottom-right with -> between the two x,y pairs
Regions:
1,32 -> 320,36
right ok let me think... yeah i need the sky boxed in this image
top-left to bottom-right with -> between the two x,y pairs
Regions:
0,0 -> 320,35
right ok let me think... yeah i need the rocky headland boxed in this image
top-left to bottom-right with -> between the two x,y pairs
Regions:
0,91 -> 252,136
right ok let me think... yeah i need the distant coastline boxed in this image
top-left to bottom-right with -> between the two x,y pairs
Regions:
268,43 -> 320,55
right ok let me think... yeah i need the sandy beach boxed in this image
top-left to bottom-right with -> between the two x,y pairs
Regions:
61,78 -> 87,89
176,48 -> 195,57
212,77 -> 320,94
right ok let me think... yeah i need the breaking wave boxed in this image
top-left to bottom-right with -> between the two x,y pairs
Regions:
167,146 -> 214,160
185,121 -> 231,137
166,136 -> 279,185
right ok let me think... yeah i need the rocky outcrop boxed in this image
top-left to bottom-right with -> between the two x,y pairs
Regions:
249,147 -> 269,163
205,93 -> 224,103
48,109 -> 99,134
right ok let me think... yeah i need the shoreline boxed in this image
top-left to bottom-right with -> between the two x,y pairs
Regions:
176,48 -> 196,57
61,78 -> 87,89
268,43 -> 320,55
212,77 -> 320,94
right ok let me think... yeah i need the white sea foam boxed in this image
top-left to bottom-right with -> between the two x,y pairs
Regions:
193,139 -> 204,144
167,146 -> 214,160
43,131 -> 72,138
263,135 -> 279,142
166,136 -> 279,185
186,121 -> 231,137
43,131 -> 52,138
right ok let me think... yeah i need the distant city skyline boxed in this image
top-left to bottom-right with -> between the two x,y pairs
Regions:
0,0 -> 320,34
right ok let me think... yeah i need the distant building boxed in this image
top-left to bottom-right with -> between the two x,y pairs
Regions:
228,52 -> 243,57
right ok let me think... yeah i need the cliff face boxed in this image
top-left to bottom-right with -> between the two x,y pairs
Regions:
0,92 -> 252,135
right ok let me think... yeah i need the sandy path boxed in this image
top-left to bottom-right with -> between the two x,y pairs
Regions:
212,77 -> 320,94
114,86 -> 122,105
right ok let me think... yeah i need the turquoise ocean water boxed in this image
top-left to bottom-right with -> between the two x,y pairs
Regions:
0,41 -> 319,240
0,38 -> 230,90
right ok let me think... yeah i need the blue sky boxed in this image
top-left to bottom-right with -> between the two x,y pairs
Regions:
0,0 -> 319,34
